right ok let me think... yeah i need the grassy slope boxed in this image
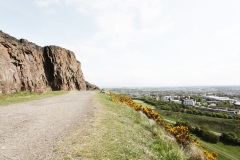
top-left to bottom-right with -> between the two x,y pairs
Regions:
166,111 -> 240,160
56,93 -> 192,160
200,140 -> 240,160
155,109 -> 240,137
0,91 -> 67,106
135,100 -> 240,160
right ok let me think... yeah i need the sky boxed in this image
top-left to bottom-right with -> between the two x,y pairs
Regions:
0,0 -> 240,88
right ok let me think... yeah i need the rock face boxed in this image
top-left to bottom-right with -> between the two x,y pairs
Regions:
86,81 -> 100,90
0,30 -> 86,94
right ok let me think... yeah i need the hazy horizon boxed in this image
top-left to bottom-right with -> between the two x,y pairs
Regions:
1,0 -> 240,87
103,85 -> 240,89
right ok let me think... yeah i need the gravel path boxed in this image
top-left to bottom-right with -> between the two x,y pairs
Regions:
0,91 -> 95,160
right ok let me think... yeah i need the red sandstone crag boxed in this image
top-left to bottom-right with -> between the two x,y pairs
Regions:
0,30 -> 86,94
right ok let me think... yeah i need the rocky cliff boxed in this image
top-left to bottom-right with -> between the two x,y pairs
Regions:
86,81 -> 100,90
0,30 -> 86,94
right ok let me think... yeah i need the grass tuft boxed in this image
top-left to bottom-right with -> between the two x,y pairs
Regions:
0,91 -> 67,106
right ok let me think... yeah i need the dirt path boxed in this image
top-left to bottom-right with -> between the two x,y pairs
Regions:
0,91 -> 95,160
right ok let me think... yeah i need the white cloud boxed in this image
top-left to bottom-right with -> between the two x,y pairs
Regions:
31,0 -> 240,87
216,24 -> 240,41
92,1 -> 170,51
34,0 -> 171,48
34,0 -> 60,7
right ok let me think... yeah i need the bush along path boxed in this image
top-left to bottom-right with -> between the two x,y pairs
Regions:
110,92 -> 218,160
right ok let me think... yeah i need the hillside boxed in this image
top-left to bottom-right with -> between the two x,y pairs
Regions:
0,30 -> 87,94
56,93 -> 207,160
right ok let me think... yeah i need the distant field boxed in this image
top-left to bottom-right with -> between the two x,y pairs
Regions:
189,133 -> 240,160
135,100 -> 240,160
0,91 -> 67,106
155,109 -> 240,137
200,139 -> 240,160
134,100 -> 240,136
159,110 -> 240,160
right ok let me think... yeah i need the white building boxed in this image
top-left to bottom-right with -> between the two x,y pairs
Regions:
161,96 -> 182,104
209,103 -> 217,107
201,95 -> 235,103
161,96 -> 170,102
183,99 -> 196,106
170,99 -> 182,104
234,101 -> 240,106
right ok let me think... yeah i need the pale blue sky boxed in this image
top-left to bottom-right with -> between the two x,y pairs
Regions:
1,0 -> 240,87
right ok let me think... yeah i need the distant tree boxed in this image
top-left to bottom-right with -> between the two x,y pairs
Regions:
217,101 -> 234,108
201,130 -> 219,143
191,95 -> 202,102
220,132 -> 240,145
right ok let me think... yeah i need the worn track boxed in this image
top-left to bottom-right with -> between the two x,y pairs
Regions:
0,91 -> 95,160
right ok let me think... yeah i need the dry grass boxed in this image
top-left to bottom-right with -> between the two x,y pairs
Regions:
55,93 -> 198,160
0,91 -> 67,106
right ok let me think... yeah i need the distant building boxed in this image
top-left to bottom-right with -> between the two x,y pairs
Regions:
209,103 -> 217,107
161,96 -> 182,104
194,105 -> 240,115
170,99 -> 182,104
195,106 -> 207,110
210,108 -> 227,112
234,101 -> 240,106
227,107 -> 240,114
183,99 -> 196,106
172,96 -> 181,100
201,95 -> 234,103
235,110 -> 240,115
161,96 -> 171,102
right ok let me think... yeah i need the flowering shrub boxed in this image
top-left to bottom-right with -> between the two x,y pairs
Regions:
110,93 -> 218,160
168,126 -> 191,146
203,149 -> 218,160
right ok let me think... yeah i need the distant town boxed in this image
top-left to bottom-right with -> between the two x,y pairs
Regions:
158,94 -> 240,115
108,86 -> 240,115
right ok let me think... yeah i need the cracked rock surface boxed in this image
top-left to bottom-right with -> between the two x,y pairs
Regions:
0,30 -> 86,94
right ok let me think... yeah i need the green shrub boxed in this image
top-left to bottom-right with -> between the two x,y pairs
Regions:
201,130 -> 219,143
176,122 -> 219,144
220,132 -> 240,145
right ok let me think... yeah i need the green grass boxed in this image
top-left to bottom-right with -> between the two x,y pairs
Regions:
134,100 -> 177,123
155,109 -> 240,137
156,110 -> 240,160
199,139 -> 240,160
190,133 -> 240,160
133,100 -> 155,109
56,93 -> 200,160
0,91 -> 67,106
135,100 -> 240,160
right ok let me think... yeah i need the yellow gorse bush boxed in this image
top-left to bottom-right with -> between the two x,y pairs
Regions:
168,126 -> 191,146
110,92 -> 218,160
